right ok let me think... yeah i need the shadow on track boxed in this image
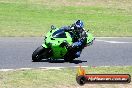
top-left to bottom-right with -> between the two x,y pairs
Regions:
34,59 -> 87,64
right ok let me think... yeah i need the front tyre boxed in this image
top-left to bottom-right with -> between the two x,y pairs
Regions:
32,45 -> 45,62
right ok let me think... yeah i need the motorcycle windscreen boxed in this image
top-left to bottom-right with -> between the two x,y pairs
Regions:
52,29 -> 67,38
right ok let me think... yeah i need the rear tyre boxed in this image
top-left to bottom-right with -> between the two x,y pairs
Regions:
64,54 -> 75,62
32,46 -> 45,62
64,48 -> 76,62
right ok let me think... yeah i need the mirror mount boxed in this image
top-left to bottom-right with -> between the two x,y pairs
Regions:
51,25 -> 56,30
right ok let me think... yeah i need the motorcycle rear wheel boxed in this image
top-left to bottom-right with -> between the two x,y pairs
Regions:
64,53 -> 75,62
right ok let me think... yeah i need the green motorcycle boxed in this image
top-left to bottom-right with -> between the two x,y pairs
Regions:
32,25 -> 95,62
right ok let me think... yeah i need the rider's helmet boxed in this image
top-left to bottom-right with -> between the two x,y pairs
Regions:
74,20 -> 84,29
73,20 -> 84,35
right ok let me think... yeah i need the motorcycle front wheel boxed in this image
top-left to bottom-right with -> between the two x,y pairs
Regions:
32,45 -> 50,62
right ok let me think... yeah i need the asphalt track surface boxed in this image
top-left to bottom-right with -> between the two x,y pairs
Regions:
0,37 -> 132,69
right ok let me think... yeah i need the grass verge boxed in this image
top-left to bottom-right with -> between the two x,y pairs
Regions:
0,66 -> 132,88
0,0 -> 132,37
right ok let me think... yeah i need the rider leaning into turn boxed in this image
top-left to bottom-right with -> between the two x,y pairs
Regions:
62,20 -> 87,58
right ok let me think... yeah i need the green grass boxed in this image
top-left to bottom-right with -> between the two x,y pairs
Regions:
0,0 -> 132,37
0,66 -> 132,88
